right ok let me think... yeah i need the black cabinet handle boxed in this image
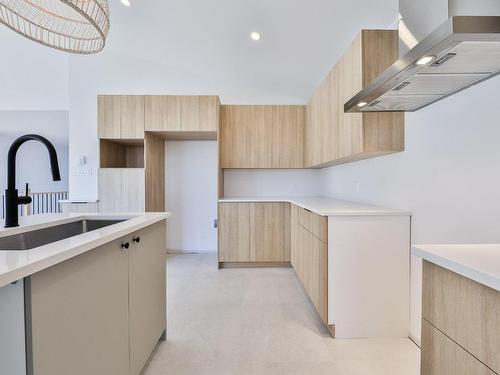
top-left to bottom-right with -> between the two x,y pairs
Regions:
121,242 -> 130,250
133,237 -> 141,244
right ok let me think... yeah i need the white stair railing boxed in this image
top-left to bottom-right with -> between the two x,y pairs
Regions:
1,191 -> 69,219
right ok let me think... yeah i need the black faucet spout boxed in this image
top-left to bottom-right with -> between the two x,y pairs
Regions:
4,134 -> 61,228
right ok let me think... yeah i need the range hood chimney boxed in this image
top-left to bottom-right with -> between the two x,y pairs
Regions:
345,0 -> 500,113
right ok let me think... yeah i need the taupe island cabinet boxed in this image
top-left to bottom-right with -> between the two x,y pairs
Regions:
0,212 -> 169,375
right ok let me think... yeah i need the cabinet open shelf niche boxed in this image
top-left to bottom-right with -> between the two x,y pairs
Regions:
100,139 -> 144,168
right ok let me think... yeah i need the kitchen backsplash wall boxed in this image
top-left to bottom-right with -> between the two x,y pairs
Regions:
224,169 -> 323,198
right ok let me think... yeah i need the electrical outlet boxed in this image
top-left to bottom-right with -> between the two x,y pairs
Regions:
76,167 -> 92,176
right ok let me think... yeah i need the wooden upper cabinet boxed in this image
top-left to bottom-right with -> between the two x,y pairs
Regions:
246,106 -> 273,168
221,105 -> 305,168
98,96 -> 121,139
144,95 -> 219,133
272,106 -> 305,168
305,29 -> 404,168
98,95 -> 145,140
145,96 -> 181,131
220,105 -> 247,168
180,96 -> 219,132
121,96 -> 145,139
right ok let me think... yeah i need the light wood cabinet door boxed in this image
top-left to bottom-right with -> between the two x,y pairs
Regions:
99,168 -> 123,213
129,221 -> 167,375
121,96 -> 145,139
220,106 -> 247,168
98,95 -> 121,139
305,29 -> 403,168
272,106 -> 305,168
293,222 -> 328,325
290,204 -> 300,269
98,96 -> 144,140
122,168 -> 145,212
246,106 -> 273,168
249,203 -> 287,262
99,168 -> 146,213
221,105 -> 305,168
218,203 -> 250,262
298,208 -> 327,243
422,261 -> 500,373
180,96 -> 219,132
28,237 -> 130,375
421,319 -> 496,375
145,96 -> 181,131
338,34 -> 363,159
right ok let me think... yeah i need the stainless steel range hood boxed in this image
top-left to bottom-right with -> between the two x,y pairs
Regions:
345,0 -> 500,113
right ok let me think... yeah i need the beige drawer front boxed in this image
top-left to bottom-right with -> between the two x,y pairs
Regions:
421,320 -> 497,375
298,207 -> 327,243
422,261 -> 500,373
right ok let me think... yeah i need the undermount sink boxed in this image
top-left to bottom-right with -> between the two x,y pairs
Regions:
0,219 -> 126,251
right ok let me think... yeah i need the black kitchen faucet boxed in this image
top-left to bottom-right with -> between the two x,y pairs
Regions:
4,134 -> 61,228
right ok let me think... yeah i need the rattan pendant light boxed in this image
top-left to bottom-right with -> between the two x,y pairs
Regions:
0,0 -> 110,54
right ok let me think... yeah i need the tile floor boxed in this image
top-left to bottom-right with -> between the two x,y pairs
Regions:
142,254 -> 420,375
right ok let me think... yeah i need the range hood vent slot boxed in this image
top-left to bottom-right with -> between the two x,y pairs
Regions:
345,16 -> 500,113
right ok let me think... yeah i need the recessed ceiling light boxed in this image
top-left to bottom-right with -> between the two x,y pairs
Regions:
250,32 -> 261,41
357,102 -> 368,107
121,0 -> 131,6
415,55 -> 435,66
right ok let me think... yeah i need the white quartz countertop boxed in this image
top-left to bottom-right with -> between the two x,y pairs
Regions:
0,212 -> 169,287
412,244 -> 500,292
218,197 -> 410,217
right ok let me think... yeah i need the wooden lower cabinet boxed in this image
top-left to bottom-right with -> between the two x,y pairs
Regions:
98,168 -> 145,213
218,202 -> 250,262
422,261 -> 500,374
27,221 -> 167,375
421,320 -> 496,375
250,203 -> 289,262
218,202 -> 290,264
292,211 -> 330,331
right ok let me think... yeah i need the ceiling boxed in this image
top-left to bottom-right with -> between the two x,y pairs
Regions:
72,0 -> 399,104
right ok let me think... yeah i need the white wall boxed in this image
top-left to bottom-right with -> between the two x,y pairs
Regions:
0,111 -> 69,219
66,0 -> 398,201
320,74 -> 500,344
0,29 -> 69,111
0,111 -> 69,193
165,141 -> 218,253
224,169 -> 323,197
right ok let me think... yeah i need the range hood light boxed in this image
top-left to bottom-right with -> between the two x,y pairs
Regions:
357,102 -> 368,108
415,55 -> 436,66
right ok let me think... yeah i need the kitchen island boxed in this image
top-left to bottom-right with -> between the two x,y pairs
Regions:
413,244 -> 500,375
0,212 -> 169,375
